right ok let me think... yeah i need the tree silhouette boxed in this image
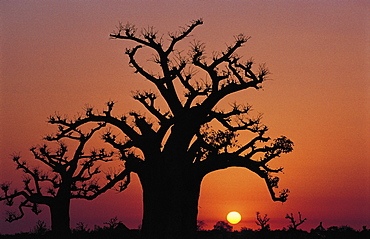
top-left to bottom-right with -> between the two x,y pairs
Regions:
0,122 -> 129,238
285,212 -> 307,230
256,212 -> 270,231
103,216 -> 123,229
74,221 -> 90,233
32,220 -> 49,235
213,221 -> 233,232
45,19 -> 293,239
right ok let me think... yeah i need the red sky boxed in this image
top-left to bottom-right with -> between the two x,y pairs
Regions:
1,0 -> 369,234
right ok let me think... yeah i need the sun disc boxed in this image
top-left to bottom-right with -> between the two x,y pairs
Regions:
227,211 -> 241,224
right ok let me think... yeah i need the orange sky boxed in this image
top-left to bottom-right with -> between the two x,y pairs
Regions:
1,0 -> 369,234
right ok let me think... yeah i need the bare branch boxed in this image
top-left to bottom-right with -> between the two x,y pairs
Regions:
47,103 -> 141,142
285,212 -> 307,230
111,22 -> 153,48
132,91 -> 171,122
167,19 -> 203,54
126,45 -> 159,82
210,34 -> 251,69
72,169 -> 131,200
256,212 -> 270,231
0,185 -> 42,223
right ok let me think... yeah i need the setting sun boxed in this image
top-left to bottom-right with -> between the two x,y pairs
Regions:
227,211 -> 242,224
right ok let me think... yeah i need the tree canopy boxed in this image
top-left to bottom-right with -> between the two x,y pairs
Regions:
47,19 -> 293,201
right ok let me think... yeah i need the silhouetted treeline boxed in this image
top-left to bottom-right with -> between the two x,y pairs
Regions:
0,218 -> 139,239
1,224 -> 369,239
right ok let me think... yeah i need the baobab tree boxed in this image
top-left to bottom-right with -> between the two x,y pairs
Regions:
0,122 -> 129,238
46,19 -> 294,239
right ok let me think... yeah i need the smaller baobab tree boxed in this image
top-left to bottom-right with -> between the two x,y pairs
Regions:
285,212 -> 307,230
256,212 -> 270,231
0,120 -> 130,238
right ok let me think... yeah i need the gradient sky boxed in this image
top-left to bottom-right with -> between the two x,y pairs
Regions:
1,0 -> 369,234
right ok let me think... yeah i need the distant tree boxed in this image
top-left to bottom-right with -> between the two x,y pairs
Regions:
326,225 -> 359,238
102,216 -> 130,234
310,222 -> 326,238
315,222 -> 325,231
240,226 -> 253,232
0,122 -> 129,238
328,225 -> 356,233
285,212 -> 307,230
256,212 -> 270,231
32,220 -> 49,235
213,221 -> 233,232
103,216 -> 123,229
74,221 -> 90,233
46,19 -> 294,239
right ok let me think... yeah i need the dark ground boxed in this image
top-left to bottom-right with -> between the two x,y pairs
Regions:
1,227 -> 369,239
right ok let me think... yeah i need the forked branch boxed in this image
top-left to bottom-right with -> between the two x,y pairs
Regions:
285,212 -> 307,230
256,212 -> 270,231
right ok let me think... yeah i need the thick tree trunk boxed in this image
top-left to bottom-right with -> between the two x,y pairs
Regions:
49,199 -> 71,238
139,167 -> 202,239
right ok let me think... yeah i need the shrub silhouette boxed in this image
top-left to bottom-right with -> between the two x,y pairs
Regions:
213,221 -> 233,232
